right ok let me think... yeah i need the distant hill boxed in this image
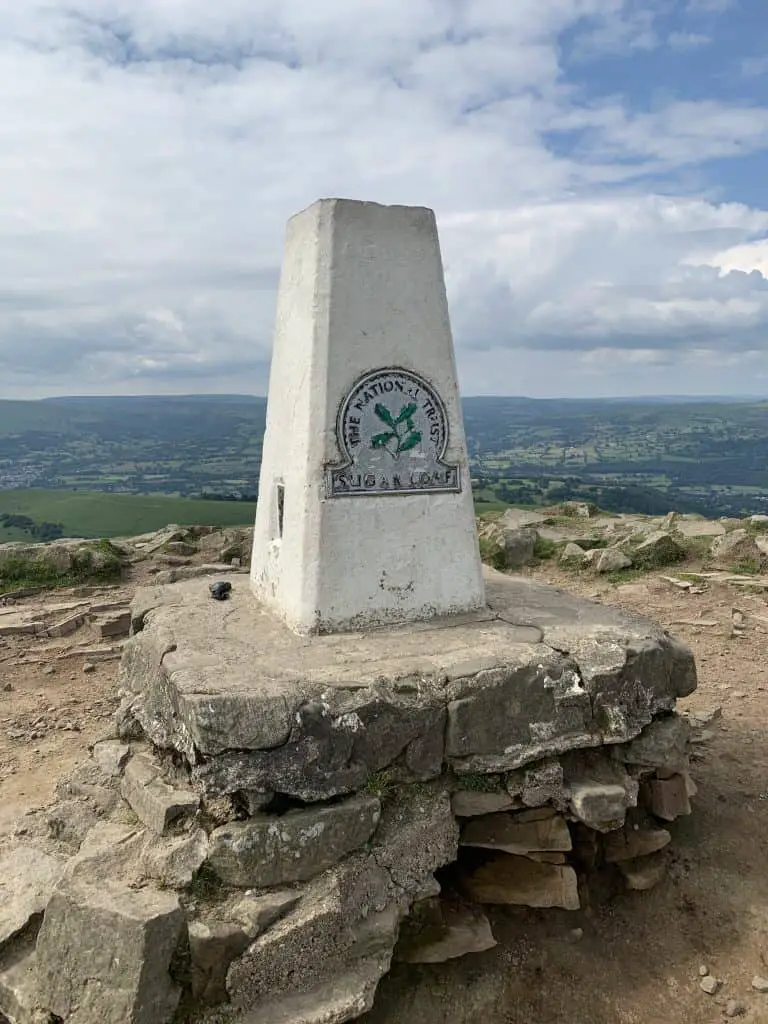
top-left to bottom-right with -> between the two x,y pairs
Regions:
2,393 -> 768,520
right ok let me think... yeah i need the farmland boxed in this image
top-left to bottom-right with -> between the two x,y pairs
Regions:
3,394 -> 768,533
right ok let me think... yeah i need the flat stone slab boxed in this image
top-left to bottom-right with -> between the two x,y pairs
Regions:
119,568 -> 696,800
0,846 -> 68,950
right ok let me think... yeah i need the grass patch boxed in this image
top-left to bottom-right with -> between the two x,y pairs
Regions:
533,536 -> 560,562
365,770 -> 398,802
454,773 -> 505,793
0,539 -> 124,594
0,488 -> 255,540
729,560 -> 762,575
478,536 -> 506,572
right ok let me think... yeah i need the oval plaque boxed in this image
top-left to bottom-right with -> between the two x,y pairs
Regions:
325,367 -> 461,498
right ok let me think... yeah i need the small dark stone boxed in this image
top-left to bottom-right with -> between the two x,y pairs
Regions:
209,581 -> 232,601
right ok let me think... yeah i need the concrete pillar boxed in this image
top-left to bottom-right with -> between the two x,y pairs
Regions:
251,198 -> 485,633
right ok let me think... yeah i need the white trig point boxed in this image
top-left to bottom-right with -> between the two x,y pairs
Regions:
250,198 -> 486,634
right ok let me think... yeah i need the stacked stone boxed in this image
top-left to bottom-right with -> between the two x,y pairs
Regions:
0,570 -> 700,1024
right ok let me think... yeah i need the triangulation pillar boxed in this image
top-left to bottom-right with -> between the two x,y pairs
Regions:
250,198 -> 486,633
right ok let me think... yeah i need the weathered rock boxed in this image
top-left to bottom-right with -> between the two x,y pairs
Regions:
560,542 -> 588,567
644,774 -> 693,821
121,753 -> 199,834
595,548 -> 632,574
0,846 -> 68,949
451,790 -> 517,817
568,783 -> 629,832
0,943 -> 38,1024
395,897 -> 496,963
700,975 -> 720,995
226,862 -> 400,1008
120,572 -> 696,796
752,976 -> 768,992
675,518 -> 725,538
115,694 -> 147,741
149,563 -> 243,586
235,955 -> 389,1024
614,714 -> 690,774
682,705 -> 722,744
460,811 -> 571,855
618,851 -> 668,891
498,528 -> 537,569
97,610 -> 131,638
207,795 -> 381,888
91,739 -> 131,777
461,853 -> 579,911
507,758 -> 567,809
35,878 -> 184,1023
632,531 -> 685,567
228,891 -> 301,939
711,529 -> 763,569
188,918 -> 252,1006
367,786 -> 458,903
602,823 -> 671,863
141,828 -> 209,888
16,798 -> 102,853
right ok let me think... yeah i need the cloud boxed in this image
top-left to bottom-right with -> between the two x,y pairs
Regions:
667,31 -> 711,50
0,0 -> 767,398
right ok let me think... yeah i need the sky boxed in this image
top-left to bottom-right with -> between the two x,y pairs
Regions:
2,0 -> 768,400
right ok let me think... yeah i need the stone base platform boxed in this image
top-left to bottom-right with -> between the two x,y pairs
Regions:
0,570 -> 700,1024
120,567 -> 696,802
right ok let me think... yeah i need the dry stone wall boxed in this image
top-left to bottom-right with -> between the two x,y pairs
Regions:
0,566 -> 700,1024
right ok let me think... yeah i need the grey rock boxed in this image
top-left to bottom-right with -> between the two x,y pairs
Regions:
369,786 -> 458,903
460,811 -> 571,855
149,563 -> 243,586
188,918 -> 251,1006
560,542 -> 588,567
643,774 -> 693,821
602,823 -> 671,863
595,548 -> 632,573
497,508 -> 547,530
188,891 -> 300,1006
115,694 -> 146,740
461,853 -> 579,910
451,791 -> 517,817
569,783 -> 630,832
121,753 -> 199,835
208,794 -> 381,888
121,571 -> 696,797
499,528 -> 537,569
18,798 -> 102,853
35,878 -> 184,1023
91,739 -> 131,778
700,975 -> 720,995
236,955 -> 389,1024
228,890 -> 301,939
711,529 -> 762,568
751,976 -> 768,992
226,862 -> 400,1007
97,611 -> 131,638
395,897 -> 496,963
0,846 -> 68,950
614,714 -> 691,774
0,943 -> 38,1024
141,828 -> 209,888
510,758 -> 567,808
681,705 -> 722,744
632,531 -> 685,567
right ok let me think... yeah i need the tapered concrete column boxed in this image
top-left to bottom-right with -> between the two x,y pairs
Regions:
251,198 -> 485,634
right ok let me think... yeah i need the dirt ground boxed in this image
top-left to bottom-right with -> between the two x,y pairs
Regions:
2,561 -> 768,1023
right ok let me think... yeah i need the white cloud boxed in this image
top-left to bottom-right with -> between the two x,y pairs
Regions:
0,0 -> 767,398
